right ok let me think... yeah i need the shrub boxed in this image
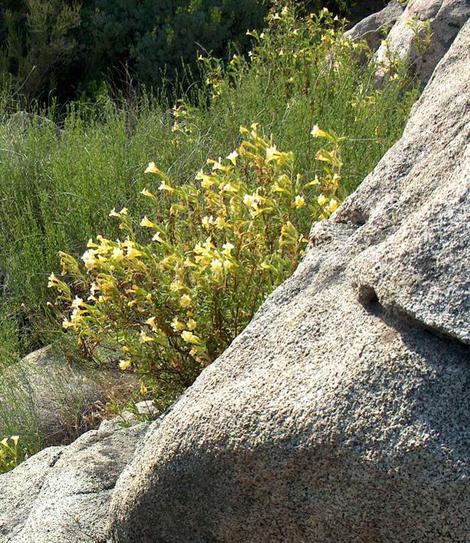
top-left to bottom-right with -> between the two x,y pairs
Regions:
50,124 -> 343,406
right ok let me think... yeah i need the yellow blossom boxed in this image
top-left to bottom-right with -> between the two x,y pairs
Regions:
202,215 -> 214,229
71,296 -> 83,309
226,150 -> 238,164
211,258 -> 223,275
152,232 -> 164,243
111,247 -> 124,261
140,188 -> 155,198
317,194 -> 328,207
222,242 -> 234,256
181,330 -> 202,345
82,249 -> 97,271
327,198 -> 339,214
215,216 -> 227,229
180,294 -> 192,308
311,125 -> 330,139
187,319 -> 197,330
266,145 -> 280,163
119,359 -> 132,370
171,318 -> 185,332
170,280 -> 184,292
140,331 -> 154,343
196,170 -> 213,189
47,272 -> 59,288
126,245 -> 143,260
146,316 -> 158,331
293,195 -> 306,208
140,216 -> 156,228
159,181 -> 174,193
145,161 -> 160,174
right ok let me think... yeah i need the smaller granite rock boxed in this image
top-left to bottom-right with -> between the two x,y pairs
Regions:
0,346 -> 104,446
0,423 -> 148,543
375,0 -> 470,83
345,0 -> 404,51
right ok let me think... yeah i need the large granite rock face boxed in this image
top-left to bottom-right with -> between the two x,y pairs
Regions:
375,0 -> 470,83
108,21 -> 470,543
0,423 -> 148,543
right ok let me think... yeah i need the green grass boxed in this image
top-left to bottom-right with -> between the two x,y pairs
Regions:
0,9 -> 419,462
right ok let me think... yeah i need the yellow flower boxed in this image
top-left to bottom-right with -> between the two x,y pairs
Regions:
109,207 -> 128,216
215,216 -> 228,229
170,280 -> 184,292
310,125 -> 330,139
47,272 -> 58,288
152,232 -> 164,243
126,245 -> 143,260
159,181 -> 174,193
202,215 -> 214,229
211,258 -> 223,275
181,331 -> 202,345
226,150 -> 238,164
111,247 -> 124,261
223,259 -> 234,271
119,359 -> 132,370
220,183 -> 237,193
82,249 -> 97,270
317,194 -> 328,207
210,158 -> 223,171
187,318 -> 197,330
196,170 -> 213,189
140,216 -> 156,228
71,296 -> 83,309
140,331 -> 154,343
266,145 -> 280,163
180,294 -> 192,308
293,195 -> 306,208
146,316 -> 158,331
243,194 -> 255,208
145,161 -> 160,174
222,242 -> 234,256
62,318 -> 73,329
243,193 -> 263,211
140,188 -> 155,198
171,317 -> 185,332
327,198 -> 339,214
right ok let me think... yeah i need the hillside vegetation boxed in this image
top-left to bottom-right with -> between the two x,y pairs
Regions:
0,4 -> 418,467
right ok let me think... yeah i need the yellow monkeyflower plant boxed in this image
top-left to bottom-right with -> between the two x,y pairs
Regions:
50,124 -> 344,408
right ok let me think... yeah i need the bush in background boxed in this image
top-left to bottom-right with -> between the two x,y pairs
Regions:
0,1 -> 371,105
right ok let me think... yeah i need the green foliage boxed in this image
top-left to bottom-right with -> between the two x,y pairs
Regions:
51,124 -> 343,406
0,6 -> 418,364
0,0 -> 269,103
0,1 -> 375,104
81,0 -> 268,94
0,0 -> 81,104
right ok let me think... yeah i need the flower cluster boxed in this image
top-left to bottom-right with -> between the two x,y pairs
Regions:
0,436 -> 20,474
50,124 -> 344,407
